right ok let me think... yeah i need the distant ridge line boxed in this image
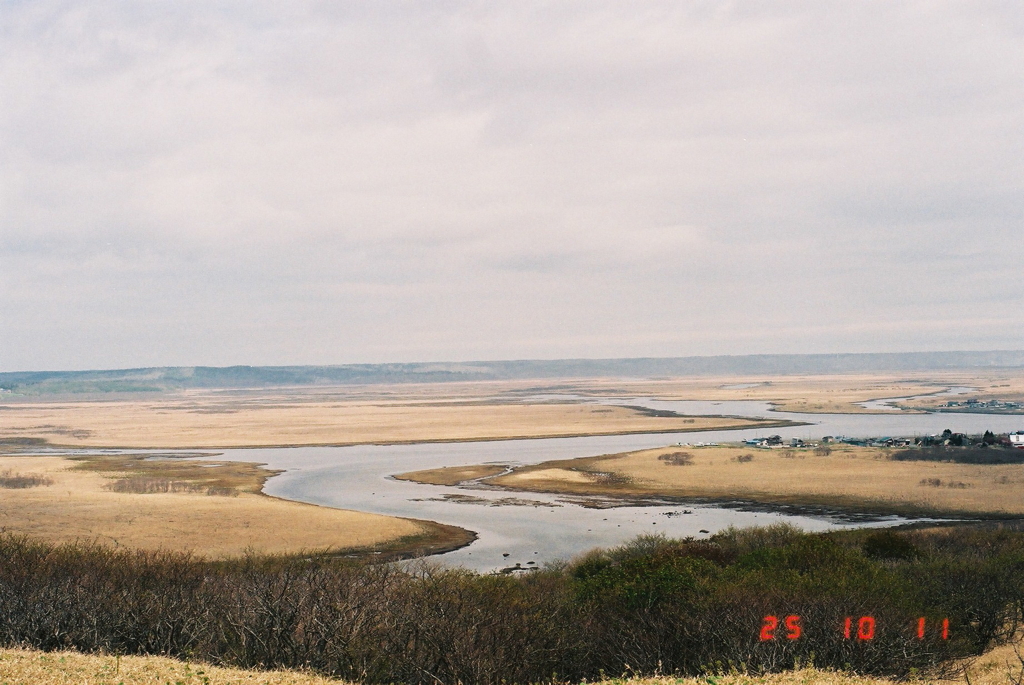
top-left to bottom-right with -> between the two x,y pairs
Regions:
2,350 -> 1023,394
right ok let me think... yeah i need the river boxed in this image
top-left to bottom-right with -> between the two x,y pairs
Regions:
202,397 -> 1024,572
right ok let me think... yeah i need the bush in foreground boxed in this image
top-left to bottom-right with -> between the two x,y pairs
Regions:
1,525 -> 1023,684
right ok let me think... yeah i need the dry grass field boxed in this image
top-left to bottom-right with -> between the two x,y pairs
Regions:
406,443 -> 1024,517
0,647 -> 346,684
1,371 -> 1020,451
537,370 -> 1024,414
0,454 -> 467,558
0,389 -> 781,449
614,641 -> 1024,685
2,643 -> 1022,685
607,643 -> 1024,685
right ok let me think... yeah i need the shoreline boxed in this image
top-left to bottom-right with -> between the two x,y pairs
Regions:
250,491 -> 478,562
0,452 -> 478,562
318,516 -> 478,563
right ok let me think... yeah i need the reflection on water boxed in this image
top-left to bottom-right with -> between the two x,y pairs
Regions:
206,397 -> 1024,572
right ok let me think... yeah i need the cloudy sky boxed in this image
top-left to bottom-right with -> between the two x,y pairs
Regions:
1,2 -> 1022,371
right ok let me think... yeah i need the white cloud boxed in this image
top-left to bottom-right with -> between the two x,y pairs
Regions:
1,1 -> 1022,370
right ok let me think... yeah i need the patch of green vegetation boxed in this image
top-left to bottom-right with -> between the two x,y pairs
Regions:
0,470 -> 53,488
69,453 -> 277,494
107,476 -> 239,496
893,446 -> 1024,465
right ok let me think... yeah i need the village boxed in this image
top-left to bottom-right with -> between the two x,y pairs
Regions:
733,430 -> 1024,450
941,397 -> 1023,412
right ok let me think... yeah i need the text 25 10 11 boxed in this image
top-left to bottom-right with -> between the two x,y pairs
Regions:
760,615 -> 950,641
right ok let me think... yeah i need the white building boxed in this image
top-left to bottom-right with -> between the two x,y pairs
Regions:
1011,432 -> 1024,448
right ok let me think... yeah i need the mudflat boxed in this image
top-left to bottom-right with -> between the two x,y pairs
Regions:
0,454 -> 467,559
404,443 -> 1024,517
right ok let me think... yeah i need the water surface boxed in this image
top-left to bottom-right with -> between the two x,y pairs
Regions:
209,398 -> 1024,572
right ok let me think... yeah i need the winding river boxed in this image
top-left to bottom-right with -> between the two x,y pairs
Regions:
199,397 -> 1024,572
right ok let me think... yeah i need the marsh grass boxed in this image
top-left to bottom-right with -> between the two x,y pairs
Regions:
392,464 -> 507,486
71,454 -> 273,494
0,395 -> 781,449
0,470 -> 53,488
485,444 -> 1024,517
0,455 -> 449,558
107,476 -> 239,496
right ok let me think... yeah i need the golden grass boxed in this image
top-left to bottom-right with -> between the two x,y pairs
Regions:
3,642 -> 1021,685
0,647 -> 347,684
598,671 -> 900,684
0,391 -> 778,449
474,444 -> 1024,517
540,370 -> 1024,414
0,455 -> 460,559
599,641 -> 1024,684
2,371 -> 1019,451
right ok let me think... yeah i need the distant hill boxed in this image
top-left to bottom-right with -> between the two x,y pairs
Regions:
2,350 -> 1023,394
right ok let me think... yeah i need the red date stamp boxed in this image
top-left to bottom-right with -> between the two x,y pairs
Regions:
760,615 -> 949,641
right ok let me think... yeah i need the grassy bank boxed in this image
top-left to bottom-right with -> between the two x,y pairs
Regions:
0,647 -> 345,684
3,645 -> 1024,685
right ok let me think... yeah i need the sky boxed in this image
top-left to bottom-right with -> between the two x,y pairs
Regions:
1,1 -> 1022,372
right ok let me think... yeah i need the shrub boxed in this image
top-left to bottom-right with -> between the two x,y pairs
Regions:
862,531 -> 919,561
919,478 -> 971,489
108,477 -> 237,496
658,451 -> 694,466
894,447 -> 1024,465
0,470 -> 53,488
1,526 -> 1021,683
